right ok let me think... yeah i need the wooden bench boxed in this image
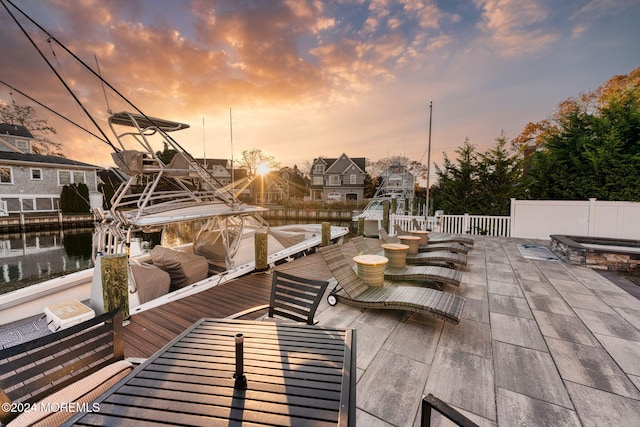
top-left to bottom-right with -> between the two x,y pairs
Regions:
0,309 -> 133,426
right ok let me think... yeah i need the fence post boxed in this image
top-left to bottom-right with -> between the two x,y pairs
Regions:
510,198 -> 516,238
588,198 -> 597,237
463,213 -> 470,234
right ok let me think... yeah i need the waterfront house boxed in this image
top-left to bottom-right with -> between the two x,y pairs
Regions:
309,153 -> 366,203
0,123 -> 99,214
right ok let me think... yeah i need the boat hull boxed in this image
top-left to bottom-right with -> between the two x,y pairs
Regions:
0,224 -> 349,325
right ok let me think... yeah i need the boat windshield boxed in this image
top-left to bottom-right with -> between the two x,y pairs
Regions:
364,200 -> 385,211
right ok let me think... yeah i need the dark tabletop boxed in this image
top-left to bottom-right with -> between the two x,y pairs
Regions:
65,318 -> 356,426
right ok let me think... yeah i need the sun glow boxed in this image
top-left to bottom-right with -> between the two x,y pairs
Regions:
256,163 -> 271,176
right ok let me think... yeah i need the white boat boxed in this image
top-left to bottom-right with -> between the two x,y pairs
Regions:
0,111 -> 348,326
0,4 -> 349,328
352,164 -> 416,237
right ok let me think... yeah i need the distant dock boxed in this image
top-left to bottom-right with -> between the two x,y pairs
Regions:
0,213 -> 93,232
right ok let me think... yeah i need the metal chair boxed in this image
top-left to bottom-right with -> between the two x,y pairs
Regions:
227,271 -> 329,325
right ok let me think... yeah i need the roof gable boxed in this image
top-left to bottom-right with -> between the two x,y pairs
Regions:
0,152 -> 99,168
324,153 -> 365,174
0,123 -> 34,138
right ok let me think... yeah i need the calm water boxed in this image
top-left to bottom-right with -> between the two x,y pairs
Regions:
0,229 -> 95,295
0,218 -> 353,296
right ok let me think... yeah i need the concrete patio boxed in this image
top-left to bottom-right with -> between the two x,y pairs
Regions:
313,236 -> 640,426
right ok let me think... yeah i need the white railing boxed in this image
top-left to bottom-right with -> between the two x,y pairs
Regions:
0,195 -> 59,214
390,199 -> 640,240
391,214 -> 511,237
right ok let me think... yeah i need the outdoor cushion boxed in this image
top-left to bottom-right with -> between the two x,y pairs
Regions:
129,261 -> 171,303
150,246 -> 208,288
7,360 -> 133,427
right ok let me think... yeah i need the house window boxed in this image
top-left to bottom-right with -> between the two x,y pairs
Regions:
328,175 -> 341,186
17,140 -> 29,150
312,176 -> 323,186
31,168 -> 43,180
58,170 -> 86,185
313,164 -> 325,174
73,171 -> 85,184
350,174 -> 357,184
0,167 -> 13,184
22,199 -> 34,211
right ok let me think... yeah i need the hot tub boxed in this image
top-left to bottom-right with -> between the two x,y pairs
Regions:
550,235 -> 640,272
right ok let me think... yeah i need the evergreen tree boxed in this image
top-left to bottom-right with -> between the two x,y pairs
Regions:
517,66 -> 640,201
60,185 -> 73,213
433,138 -> 480,214
476,135 -> 528,215
73,183 -> 90,213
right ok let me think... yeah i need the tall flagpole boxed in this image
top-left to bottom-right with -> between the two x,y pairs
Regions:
425,101 -> 433,220
230,107 -> 234,196
202,117 -> 206,169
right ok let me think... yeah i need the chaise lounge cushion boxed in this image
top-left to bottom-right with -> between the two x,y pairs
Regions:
7,360 -> 133,427
150,246 -> 208,288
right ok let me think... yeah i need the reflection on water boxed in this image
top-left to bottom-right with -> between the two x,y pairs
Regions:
0,218 -> 352,295
0,229 -> 95,295
0,228 -> 162,295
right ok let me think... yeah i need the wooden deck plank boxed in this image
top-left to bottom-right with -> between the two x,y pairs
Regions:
123,269 -> 276,357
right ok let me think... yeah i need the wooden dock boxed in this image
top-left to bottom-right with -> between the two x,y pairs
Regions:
123,254 -> 332,358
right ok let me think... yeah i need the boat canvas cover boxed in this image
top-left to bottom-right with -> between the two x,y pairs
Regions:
112,150 -> 144,175
109,112 -> 190,132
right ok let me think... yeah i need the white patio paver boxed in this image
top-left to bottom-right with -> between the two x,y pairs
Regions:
315,236 -> 640,426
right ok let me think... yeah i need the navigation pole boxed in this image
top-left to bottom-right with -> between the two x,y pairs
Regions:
425,101 -> 433,220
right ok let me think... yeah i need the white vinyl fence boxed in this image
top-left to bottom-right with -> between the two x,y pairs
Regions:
510,198 -> 640,240
390,198 -> 640,240
392,214 -> 511,237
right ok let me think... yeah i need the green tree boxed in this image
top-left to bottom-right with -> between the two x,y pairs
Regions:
60,185 -> 73,213
433,136 -> 528,216
363,173 -> 377,198
155,142 -> 177,164
476,134 -> 528,215
73,183 -> 90,213
516,66 -> 640,201
99,182 -> 115,209
433,138 -> 480,214
0,103 -> 63,156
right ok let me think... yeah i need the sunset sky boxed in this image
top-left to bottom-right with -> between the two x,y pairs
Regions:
1,0 -> 639,181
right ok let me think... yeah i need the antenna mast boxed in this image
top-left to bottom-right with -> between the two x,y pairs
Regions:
425,101 -> 433,220
230,108 -> 234,197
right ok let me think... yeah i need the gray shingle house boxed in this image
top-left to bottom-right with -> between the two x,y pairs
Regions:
309,153 -> 366,203
0,123 -> 99,215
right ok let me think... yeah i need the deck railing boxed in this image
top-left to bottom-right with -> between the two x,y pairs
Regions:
391,213 -> 511,237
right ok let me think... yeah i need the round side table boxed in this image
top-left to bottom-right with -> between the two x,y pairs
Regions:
380,243 -> 409,268
411,230 -> 430,246
353,254 -> 388,287
397,235 -> 421,255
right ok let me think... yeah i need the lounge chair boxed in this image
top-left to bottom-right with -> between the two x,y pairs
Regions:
346,238 -> 461,288
378,230 -> 467,267
411,218 -> 476,247
392,225 -> 469,254
320,245 -> 464,324
226,271 -> 329,325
